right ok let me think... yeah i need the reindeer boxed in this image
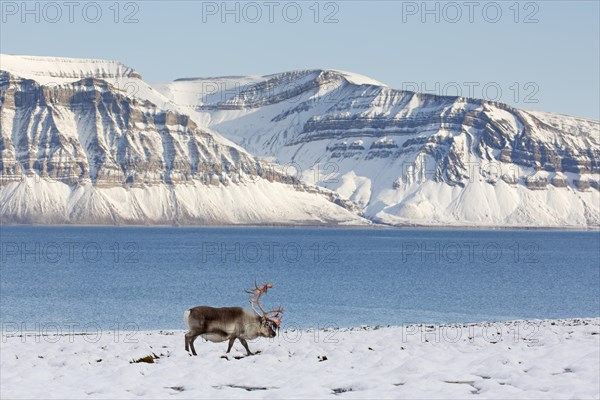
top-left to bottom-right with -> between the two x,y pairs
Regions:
183,282 -> 283,356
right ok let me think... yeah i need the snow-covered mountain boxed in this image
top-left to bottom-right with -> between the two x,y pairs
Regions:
2,55 -> 598,227
156,70 -> 600,227
0,55 -> 364,225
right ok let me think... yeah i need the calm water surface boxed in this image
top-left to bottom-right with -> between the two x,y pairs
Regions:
1,227 -> 599,330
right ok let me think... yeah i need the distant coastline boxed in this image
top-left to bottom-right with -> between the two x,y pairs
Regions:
1,222 -> 599,231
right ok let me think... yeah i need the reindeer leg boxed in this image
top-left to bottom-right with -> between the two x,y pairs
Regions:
185,331 -> 196,353
226,338 -> 236,353
239,338 -> 253,356
189,335 -> 199,356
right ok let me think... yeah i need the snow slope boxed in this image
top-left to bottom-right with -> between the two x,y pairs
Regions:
1,318 -> 598,399
156,70 -> 600,227
0,176 -> 363,225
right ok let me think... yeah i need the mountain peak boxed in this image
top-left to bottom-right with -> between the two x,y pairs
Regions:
0,54 -> 141,84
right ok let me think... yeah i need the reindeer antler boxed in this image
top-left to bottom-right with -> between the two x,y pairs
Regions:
245,281 -> 284,327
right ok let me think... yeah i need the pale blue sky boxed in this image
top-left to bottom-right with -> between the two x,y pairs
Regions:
1,1 -> 598,119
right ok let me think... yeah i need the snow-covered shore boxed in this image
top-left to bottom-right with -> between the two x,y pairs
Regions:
1,318 -> 599,399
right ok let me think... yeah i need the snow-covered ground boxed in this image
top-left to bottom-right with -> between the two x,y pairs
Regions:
1,318 -> 598,399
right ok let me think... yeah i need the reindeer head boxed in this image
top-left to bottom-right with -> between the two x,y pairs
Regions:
245,281 -> 283,337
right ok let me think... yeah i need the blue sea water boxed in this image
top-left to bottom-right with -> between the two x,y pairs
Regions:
0,226 -> 598,330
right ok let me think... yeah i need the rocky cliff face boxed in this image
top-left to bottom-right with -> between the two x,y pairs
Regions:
157,70 -> 600,227
0,56 -> 364,225
0,72 -> 286,187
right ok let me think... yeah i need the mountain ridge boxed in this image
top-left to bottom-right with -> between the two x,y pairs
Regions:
156,68 -> 599,227
1,54 -> 598,227
0,54 -> 365,226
